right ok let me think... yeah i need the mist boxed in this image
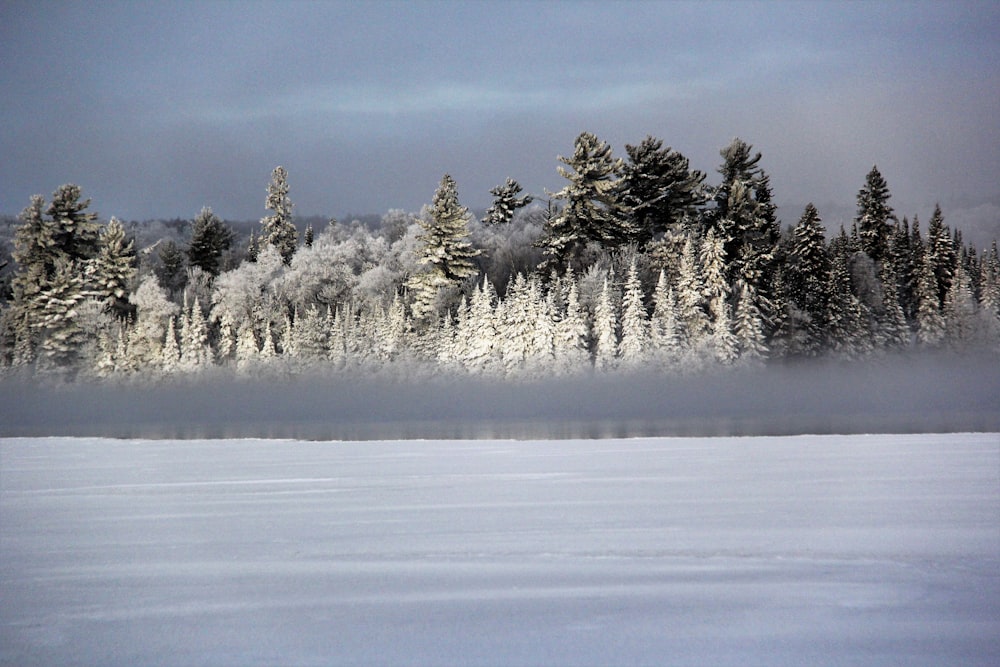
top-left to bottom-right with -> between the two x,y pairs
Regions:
3,352 -> 997,440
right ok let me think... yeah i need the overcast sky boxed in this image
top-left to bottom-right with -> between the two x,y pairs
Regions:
2,0 -> 998,245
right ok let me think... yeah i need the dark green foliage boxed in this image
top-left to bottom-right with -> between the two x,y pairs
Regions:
156,240 -> 187,294
483,178 -> 533,226
855,166 -> 895,263
187,207 -> 234,276
619,136 -> 705,248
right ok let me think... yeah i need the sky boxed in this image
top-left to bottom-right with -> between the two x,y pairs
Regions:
2,0 -> 999,246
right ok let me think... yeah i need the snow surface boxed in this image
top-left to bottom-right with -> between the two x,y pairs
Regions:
1,433 -> 998,666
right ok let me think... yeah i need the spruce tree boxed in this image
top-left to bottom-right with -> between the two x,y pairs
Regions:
87,217 -> 136,319
408,174 -> 481,323
187,207 -> 234,276
619,260 -> 650,365
915,255 -> 946,347
925,204 -> 956,307
854,166 -> 895,263
260,166 -> 298,264
786,204 -> 831,354
593,275 -> 618,371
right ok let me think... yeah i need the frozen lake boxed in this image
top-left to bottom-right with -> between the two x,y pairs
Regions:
2,433 -> 998,666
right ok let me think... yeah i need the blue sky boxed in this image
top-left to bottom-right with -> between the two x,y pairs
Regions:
2,0 -> 998,244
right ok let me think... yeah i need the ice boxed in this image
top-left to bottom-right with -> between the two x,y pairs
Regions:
2,433 -> 998,665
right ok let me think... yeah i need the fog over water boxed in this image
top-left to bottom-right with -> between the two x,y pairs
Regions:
3,353 -> 997,440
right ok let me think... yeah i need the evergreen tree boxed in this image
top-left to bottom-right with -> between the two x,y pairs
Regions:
303,224 -> 314,249
734,281 -> 767,362
187,207 -> 234,276
786,204 -> 831,354
537,132 -> 627,270
915,255 -> 946,347
877,262 -> 909,350
925,204 -> 956,306
676,235 -> 708,346
156,240 -> 187,295
87,217 -> 136,319
854,166 -> 895,263
619,136 -> 705,248
943,262 -> 977,346
593,275 -> 618,370
702,138 -> 779,296
260,166 -> 298,264
482,178 -> 533,225
619,260 -> 650,365
161,315 -> 181,372
650,270 -> 684,364
8,185 -> 102,371
408,174 -> 481,323
552,272 -> 591,373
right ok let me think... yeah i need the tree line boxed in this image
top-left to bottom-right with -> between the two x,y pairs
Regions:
1,134 -> 998,381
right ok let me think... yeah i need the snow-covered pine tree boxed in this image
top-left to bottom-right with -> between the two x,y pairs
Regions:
537,132 -> 627,270
619,260 -> 649,366
703,138 -> 779,299
161,315 -> 181,373
977,242 -> 1000,348
677,235 -> 708,347
925,204 -> 956,307
700,228 -> 730,326
34,256 -> 89,375
943,262 -> 978,346
877,262 -> 909,350
260,166 -> 298,264
235,320 -> 259,370
786,204 -> 831,355
734,281 -> 767,362
593,275 -> 619,371
127,275 -> 178,370
551,272 -> 591,374
854,166 -> 895,263
85,217 -> 136,319
408,174 -> 480,323
710,296 -> 739,365
619,136 -> 705,248
482,178 -> 533,225
187,207 -> 234,276
915,253 -> 946,347
650,269 -> 684,365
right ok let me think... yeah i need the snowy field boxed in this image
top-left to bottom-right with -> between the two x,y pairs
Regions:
2,433 -> 998,666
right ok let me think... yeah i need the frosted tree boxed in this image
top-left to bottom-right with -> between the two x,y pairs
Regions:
734,281 -> 767,362
408,174 -> 480,323
454,278 -> 499,374
291,304 -> 329,360
8,185 -> 101,368
925,204 -> 955,306
977,242 -> 1000,347
34,257 -> 90,374
619,136 -> 705,248
877,263 -> 909,350
260,166 -> 298,264
786,204 -> 831,354
187,207 -> 234,276
915,256 -> 945,347
235,320 -> 259,370
943,262 -> 977,346
593,276 -> 618,371
710,297 -> 739,365
482,178 -> 533,225
676,235 -> 708,346
700,228 -> 730,324
161,316 -> 181,373
537,131 -> 626,270
650,270 -> 684,365
86,217 -> 136,319
854,166 -> 895,263
128,275 -> 179,369
497,273 -> 534,374
179,298 -> 214,370
552,273 -> 591,374
619,260 -> 649,366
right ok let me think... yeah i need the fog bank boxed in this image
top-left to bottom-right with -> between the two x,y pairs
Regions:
2,353 -> 997,440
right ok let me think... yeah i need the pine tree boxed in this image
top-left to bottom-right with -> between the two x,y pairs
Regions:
408,174 -> 481,323
8,185 -> 102,372
650,270 -> 684,364
677,235 -> 708,346
877,262 -> 909,350
786,204 -> 831,354
711,297 -> 739,365
235,320 -> 259,370
482,178 -> 533,225
619,260 -> 649,366
161,316 -> 181,372
303,224 -> 314,248
943,262 -> 977,346
552,272 -> 591,374
537,132 -> 627,270
915,255 -> 946,347
156,240 -> 187,294
854,166 -> 895,263
734,281 -> 767,362
593,276 -> 618,371
260,166 -> 298,264
187,207 -> 234,276
86,217 -> 136,319
619,136 -> 705,248
925,204 -> 956,307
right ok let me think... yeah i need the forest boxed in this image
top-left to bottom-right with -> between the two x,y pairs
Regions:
1,133 -> 998,383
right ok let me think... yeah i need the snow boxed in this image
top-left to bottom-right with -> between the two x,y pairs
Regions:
2,433 -> 998,666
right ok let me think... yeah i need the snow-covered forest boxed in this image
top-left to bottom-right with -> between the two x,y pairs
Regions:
2,134 -> 998,382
